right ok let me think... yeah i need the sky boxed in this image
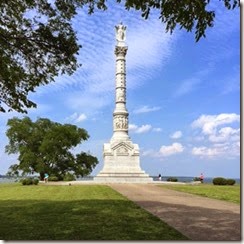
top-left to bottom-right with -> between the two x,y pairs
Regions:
0,1 -> 240,178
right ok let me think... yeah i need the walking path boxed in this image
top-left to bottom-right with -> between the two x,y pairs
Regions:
109,183 -> 241,241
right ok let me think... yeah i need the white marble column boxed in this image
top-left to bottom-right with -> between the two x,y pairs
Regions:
94,23 -> 152,183
111,43 -> 130,142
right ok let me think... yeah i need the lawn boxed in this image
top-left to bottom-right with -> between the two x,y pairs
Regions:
159,184 -> 240,204
0,183 -> 188,240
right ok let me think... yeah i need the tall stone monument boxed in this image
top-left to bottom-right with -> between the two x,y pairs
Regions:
94,23 -> 152,182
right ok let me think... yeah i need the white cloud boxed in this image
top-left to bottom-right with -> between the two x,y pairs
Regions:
191,113 -> 240,135
159,143 -> 184,156
65,91 -> 112,112
209,127 -> 239,143
192,141 -> 240,159
192,146 -> 219,157
152,128 -> 162,132
142,142 -> 184,159
133,105 -> 161,114
170,130 -> 182,139
129,124 -> 152,134
129,124 -> 162,134
136,125 -> 152,134
65,112 -> 87,123
191,113 -> 240,159
76,113 -> 87,122
142,149 -> 155,157
128,124 -> 138,131
65,113 -> 78,122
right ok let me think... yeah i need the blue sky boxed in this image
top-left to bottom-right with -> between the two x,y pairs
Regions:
0,2 -> 240,178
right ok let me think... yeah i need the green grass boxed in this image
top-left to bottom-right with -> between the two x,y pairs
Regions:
159,184 -> 240,204
0,183 -> 188,240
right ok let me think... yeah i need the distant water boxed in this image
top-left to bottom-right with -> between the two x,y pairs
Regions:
0,178 -> 18,184
154,176 -> 240,184
0,176 -> 240,184
77,176 -> 240,184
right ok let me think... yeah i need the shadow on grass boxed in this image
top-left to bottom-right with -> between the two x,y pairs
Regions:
0,199 -> 188,240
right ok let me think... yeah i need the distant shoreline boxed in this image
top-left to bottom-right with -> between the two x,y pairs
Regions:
0,176 -> 240,184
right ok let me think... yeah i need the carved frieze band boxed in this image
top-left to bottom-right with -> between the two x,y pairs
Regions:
113,115 -> 128,130
115,46 -> 128,56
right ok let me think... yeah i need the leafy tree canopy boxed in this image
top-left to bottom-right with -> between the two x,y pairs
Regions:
5,116 -> 98,180
0,0 -> 239,113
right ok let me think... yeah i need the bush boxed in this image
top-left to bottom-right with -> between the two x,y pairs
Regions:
212,177 -> 227,185
48,176 -> 59,181
57,175 -> 64,181
226,179 -> 236,185
33,178 -> 39,185
25,178 -> 33,185
193,177 -> 201,181
63,173 -> 76,181
167,177 -> 178,182
21,178 -> 27,185
20,178 -> 39,185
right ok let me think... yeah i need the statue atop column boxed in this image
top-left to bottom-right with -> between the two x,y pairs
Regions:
115,22 -> 126,45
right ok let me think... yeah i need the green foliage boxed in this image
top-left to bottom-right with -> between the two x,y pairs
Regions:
5,117 -> 98,179
20,178 -> 39,185
6,164 -> 20,177
212,177 -> 227,185
0,0 -> 85,113
48,176 -> 59,182
193,177 -> 201,181
167,177 -> 178,182
99,0 -> 239,42
0,184 -> 188,240
25,178 -> 33,185
226,179 -> 236,185
20,178 -> 27,185
0,0 -> 239,113
212,177 -> 235,186
33,179 -> 39,185
63,173 -> 76,181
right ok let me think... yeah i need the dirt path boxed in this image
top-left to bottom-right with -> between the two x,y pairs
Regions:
109,183 -> 240,241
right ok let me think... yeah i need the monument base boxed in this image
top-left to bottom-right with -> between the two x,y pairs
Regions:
94,175 -> 152,183
94,140 -> 153,183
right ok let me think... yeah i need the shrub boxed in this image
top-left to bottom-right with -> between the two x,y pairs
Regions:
57,175 -> 64,181
33,178 -> 39,185
20,178 -> 39,185
21,178 -> 27,185
193,177 -> 201,181
212,177 -> 227,185
167,177 -> 178,182
48,176 -> 59,181
63,173 -> 76,181
25,178 -> 33,185
226,179 -> 236,185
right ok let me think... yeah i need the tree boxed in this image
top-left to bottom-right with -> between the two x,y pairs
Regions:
5,117 -> 98,180
0,0 -> 239,113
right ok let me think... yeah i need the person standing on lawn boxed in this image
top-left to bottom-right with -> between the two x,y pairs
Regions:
44,173 -> 49,183
200,173 -> 204,183
158,174 -> 162,181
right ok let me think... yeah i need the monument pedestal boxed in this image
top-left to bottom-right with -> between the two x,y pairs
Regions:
94,139 -> 152,182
